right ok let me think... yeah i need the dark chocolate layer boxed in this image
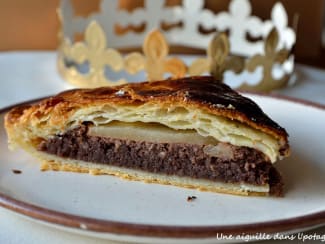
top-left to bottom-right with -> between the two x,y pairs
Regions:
38,125 -> 283,195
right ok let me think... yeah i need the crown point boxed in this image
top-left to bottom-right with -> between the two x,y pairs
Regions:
230,0 -> 251,17
184,0 -> 204,11
85,21 -> 107,51
265,28 -> 279,55
143,29 -> 168,59
271,2 -> 288,27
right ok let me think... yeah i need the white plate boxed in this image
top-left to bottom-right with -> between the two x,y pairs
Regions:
0,94 -> 325,243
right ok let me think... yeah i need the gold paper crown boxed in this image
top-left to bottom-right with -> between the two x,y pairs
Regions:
57,0 -> 297,92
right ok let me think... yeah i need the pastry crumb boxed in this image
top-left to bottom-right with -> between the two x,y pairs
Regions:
12,169 -> 22,174
187,196 -> 197,202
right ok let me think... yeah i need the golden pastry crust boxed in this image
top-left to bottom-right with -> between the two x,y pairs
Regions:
5,76 -> 289,159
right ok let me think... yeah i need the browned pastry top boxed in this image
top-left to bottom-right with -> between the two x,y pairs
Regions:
6,76 -> 289,156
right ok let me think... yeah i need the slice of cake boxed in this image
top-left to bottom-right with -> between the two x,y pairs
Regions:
5,76 -> 290,196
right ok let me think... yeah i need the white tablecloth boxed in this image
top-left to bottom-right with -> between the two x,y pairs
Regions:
0,51 -> 324,244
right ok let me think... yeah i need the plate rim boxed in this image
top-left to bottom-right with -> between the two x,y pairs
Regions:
1,93 -> 325,238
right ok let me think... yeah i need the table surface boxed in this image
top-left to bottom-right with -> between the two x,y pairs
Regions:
0,51 -> 324,244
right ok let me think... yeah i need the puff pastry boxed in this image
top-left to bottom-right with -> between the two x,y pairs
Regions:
5,76 -> 290,196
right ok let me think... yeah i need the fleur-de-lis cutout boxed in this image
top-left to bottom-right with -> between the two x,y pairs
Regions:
246,27 -> 289,91
271,3 -> 296,49
208,33 -> 230,80
62,21 -> 125,87
189,32 -> 234,80
143,29 -> 186,81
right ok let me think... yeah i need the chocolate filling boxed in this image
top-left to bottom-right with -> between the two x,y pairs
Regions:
37,125 -> 283,196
